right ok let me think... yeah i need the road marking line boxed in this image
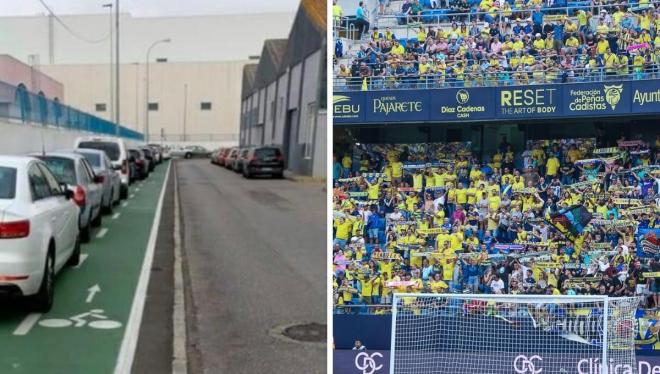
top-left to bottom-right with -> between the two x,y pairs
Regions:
96,228 -> 109,239
135,188 -> 141,192
172,163 -> 188,374
114,162 -> 171,374
112,213 -> 121,220
13,313 -> 41,336
129,194 -> 135,199
73,253 -> 89,268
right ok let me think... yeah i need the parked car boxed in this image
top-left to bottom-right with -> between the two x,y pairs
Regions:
241,147 -> 285,179
74,137 -> 131,199
224,148 -> 240,170
171,145 -> 211,159
161,146 -> 172,160
0,156 -> 80,312
232,148 -> 250,173
210,149 -> 221,165
72,148 -> 121,214
31,152 -> 103,243
147,144 -> 163,164
140,147 -> 156,172
128,148 -> 150,180
217,148 -> 231,166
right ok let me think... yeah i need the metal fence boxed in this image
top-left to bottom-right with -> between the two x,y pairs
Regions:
334,67 -> 659,91
0,80 -> 143,140
156,133 -> 239,142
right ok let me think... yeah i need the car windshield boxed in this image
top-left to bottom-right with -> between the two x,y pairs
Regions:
0,167 -> 17,199
77,151 -> 102,168
255,148 -> 281,159
78,141 -> 120,161
38,157 -> 77,185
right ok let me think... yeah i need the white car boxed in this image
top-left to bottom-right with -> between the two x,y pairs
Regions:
70,148 -> 121,214
74,136 -> 131,199
32,152 -> 104,243
0,156 -> 80,312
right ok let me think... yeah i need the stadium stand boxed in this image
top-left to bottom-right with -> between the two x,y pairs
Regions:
333,0 -> 660,89
332,138 -> 660,313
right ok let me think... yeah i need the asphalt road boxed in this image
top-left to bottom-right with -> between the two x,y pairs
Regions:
176,159 -> 326,374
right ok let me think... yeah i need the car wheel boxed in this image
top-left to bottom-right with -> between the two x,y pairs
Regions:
92,210 -> 102,228
67,235 -> 81,266
120,185 -> 128,199
243,169 -> 251,179
104,192 -> 114,214
274,172 -> 284,179
81,219 -> 91,243
185,153 -> 192,159
31,250 -> 55,312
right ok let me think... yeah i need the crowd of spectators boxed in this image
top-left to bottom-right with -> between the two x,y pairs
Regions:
332,136 -> 660,313
335,0 -> 660,88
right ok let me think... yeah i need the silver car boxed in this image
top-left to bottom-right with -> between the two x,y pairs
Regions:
171,145 -> 211,159
32,152 -> 104,243
72,148 -> 121,214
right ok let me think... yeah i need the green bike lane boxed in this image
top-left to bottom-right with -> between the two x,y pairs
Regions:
0,161 -> 171,374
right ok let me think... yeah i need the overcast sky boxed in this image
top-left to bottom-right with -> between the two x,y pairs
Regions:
0,0 -> 300,17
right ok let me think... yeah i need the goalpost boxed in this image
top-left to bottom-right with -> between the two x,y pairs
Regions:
390,294 -> 641,374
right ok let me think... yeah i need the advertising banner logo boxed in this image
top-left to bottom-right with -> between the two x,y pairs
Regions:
333,94 -> 364,123
564,82 -> 631,116
430,88 -> 494,121
498,86 -> 560,118
354,352 -> 384,374
367,91 -> 428,122
631,80 -> 660,113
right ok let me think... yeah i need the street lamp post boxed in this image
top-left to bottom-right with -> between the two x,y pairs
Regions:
102,3 -> 113,125
145,38 -> 171,143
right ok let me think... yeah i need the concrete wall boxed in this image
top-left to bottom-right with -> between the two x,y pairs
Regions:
0,13 -> 295,65
40,61 -> 246,140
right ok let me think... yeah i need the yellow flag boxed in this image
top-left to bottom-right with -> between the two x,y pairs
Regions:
361,77 -> 368,91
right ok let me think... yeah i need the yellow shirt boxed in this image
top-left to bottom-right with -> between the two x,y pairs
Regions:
546,157 -> 560,176
342,156 -> 352,168
391,161 -> 403,178
335,221 -> 353,240
488,195 -> 501,210
456,188 -> 468,204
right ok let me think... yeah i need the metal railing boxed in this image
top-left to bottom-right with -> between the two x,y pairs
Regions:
334,304 -> 393,314
334,1 -> 659,41
376,1 -> 656,31
334,66 -> 659,91
0,80 -> 143,140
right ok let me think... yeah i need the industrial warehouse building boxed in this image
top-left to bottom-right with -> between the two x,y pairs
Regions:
240,0 -> 326,178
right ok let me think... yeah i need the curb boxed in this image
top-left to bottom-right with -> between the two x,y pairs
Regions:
283,171 -> 326,184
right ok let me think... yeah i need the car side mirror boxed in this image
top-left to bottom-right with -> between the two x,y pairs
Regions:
61,184 -> 73,200
94,175 -> 105,184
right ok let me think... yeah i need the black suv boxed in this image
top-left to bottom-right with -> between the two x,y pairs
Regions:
241,147 -> 285,179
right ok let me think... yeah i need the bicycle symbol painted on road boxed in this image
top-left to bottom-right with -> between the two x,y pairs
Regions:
38,309 -> 122,330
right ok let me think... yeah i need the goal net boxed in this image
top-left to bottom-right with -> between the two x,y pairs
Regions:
390,294 -> 641,374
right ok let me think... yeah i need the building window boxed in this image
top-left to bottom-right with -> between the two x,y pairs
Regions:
303,102 -> 316,159
200,102 -> 212,111
95,103 -> 107,112
148,102 -> 159,111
